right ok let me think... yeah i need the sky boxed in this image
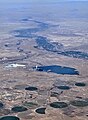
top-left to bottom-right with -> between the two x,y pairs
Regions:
0,0 -> 88,6
0,0 -> 88,3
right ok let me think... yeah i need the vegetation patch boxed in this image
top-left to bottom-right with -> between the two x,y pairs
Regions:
11,106 -> 28,113
23,102 -> 38,108
70,100 -> 88,107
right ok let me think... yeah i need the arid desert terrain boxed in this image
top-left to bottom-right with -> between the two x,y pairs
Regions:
0,1 -> 88,120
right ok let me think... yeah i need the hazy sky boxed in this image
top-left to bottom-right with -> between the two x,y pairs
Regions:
0,0 -> 88,5
0,0 -> 88,2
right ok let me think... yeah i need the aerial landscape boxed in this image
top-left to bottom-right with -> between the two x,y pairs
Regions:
0,0 -> 88,120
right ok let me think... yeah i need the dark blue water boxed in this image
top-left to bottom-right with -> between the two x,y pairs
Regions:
33,65 -> 79,75
13,26 -> 88,59
36,36 -> 63,52
12,20 -> 51,38
25,86 -> 38,91
13,27 -> 88,60
57,85 -> 71,90
58,51 -> 88,59
21,18 -> 29,22
13,28 -> 38,38
35,107 -> 46,114
0,102 -> 4,109
50,102 -> 68,108
75,82 -> 86,87
10,1 -> 88,60
33,20 -> 49,29
13,28 -> 63,51
0,116 -> 20,120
